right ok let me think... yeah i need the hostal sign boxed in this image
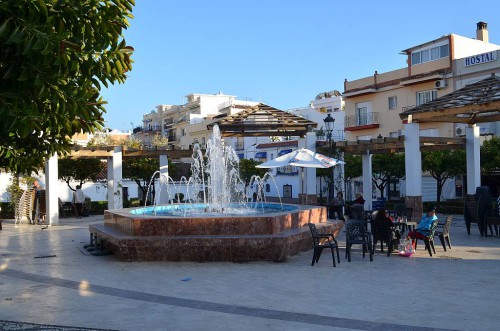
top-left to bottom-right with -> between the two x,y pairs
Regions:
464,51 -> 497,66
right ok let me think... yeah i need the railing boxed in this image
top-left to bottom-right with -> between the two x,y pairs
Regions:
344,112 -> 379,128
168,135 -> 176,142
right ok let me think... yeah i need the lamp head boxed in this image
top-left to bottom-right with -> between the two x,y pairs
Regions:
323,114 -> 335,132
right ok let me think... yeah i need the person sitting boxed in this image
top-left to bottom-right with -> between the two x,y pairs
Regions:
348,192 -> 365,219
373,208 -> 400,253
407,206 -> 438,241
353,192 -> 365,206
331,192 -> 345,220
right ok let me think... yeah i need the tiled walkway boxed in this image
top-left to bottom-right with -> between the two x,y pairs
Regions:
1,215 -> 499,330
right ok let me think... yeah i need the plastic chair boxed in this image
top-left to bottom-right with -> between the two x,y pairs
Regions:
413,220 -> 439,257
308,223 -> 340,267
372,217 -> 399,256
435,215 -> 453,251
345,219 -> 373,262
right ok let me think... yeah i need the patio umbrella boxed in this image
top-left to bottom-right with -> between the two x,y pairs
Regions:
256,148 -> 345,204
256,148 -> 344,169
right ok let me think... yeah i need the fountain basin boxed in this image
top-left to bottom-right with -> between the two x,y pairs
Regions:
89,203 -> 343,262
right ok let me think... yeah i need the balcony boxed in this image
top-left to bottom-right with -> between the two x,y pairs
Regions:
168,135 -> 177,142
344,112 -> 379,131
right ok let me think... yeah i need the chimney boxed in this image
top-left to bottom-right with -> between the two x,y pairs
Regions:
476,21 -> 489,43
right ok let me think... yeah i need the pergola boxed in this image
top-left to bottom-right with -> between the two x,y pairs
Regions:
395,74 -> 500,215
42,146 -> 194,226
209,103 -> 317,137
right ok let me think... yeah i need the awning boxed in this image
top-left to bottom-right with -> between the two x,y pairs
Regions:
278,149 -> 292,156
255,152 -> 267,158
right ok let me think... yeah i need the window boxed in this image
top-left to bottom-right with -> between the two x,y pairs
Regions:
201,137 -> 205,145
416,90 -> 438,106
181,128 -> 186,136
388,96 -> 397,110
411,43 -> 449,65
389,131 -> 399,138
356,106 -> 368,125
333,107 -> 340,112
421,49 -> 430,63
412,52 -> 421,65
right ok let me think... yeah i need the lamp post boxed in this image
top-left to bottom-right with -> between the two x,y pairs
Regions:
324,114 -> 335,204
246,143 -> 257,159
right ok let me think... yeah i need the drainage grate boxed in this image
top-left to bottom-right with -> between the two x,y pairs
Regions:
34,255 -> 57,259
438,255 -> 462,260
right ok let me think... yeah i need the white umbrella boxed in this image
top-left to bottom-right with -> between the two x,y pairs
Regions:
256,148 -> 345,204
256,148 -> 344,169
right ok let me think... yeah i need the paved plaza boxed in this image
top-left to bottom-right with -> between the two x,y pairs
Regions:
1,215 -> 499,331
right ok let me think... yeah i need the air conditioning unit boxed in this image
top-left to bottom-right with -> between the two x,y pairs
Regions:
455,126 -> 465,136
434,79 -> 447,89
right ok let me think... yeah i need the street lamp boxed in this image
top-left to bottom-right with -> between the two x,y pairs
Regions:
246,143 -> 257,159
323,114 -> 335,204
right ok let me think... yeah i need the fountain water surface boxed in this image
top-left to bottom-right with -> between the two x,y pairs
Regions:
89,125 -> 341,262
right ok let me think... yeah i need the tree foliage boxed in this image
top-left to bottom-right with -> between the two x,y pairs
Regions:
122,158 -> 174,205
0,0 -> 135,174
422,150 -> 466,205
343,153 -> 362,182
58,158 -> 105,191
238,159 -> 268,189
372,153 -> 405,198
481,136 -> 500,174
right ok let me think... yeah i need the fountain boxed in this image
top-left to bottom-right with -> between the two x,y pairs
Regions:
89,126 -> 342,262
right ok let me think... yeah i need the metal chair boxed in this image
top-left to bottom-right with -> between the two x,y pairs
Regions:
345,219 -> 373,262
308,223 -> 340,267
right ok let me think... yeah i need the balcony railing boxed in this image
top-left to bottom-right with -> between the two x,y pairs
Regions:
345,112 -> 379,129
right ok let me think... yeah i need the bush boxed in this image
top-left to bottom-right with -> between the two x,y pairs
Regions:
0,202 -> 15,219
90,201 -> 108,215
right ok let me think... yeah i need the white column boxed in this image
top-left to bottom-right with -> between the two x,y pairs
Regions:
305,132 -> 317,198
44,153 -> 59,226
158,154 -> 169,204
107,147 -> 123,210
362,151 -> 372,210
466,124 -> 481,194
404,122 -> 422,196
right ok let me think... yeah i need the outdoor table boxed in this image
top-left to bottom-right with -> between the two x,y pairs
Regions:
392,221 -> 417,235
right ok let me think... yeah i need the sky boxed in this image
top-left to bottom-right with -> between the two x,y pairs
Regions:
101,0 -> 500,131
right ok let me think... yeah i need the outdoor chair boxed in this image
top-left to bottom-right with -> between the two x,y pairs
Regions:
348,205 -> 364,220
372,217 -> 399,256
413,219 -> 439,257
484,196 -> 500,237
345,219 -> 373,262
435,215 -> 453,251
307,223 -> 340,267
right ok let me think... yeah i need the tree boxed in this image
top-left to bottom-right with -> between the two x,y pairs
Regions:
422,150 -> 466,206
0,0 -> 135,174
238,159 -> 268,190
372,153 -> 405,199
481,136 -> 500,174
122,158 -> 160,205
58,158 -> 105,191
343,154 -> 362,183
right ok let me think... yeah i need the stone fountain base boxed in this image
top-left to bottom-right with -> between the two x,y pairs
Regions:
89,204 -> 344,262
